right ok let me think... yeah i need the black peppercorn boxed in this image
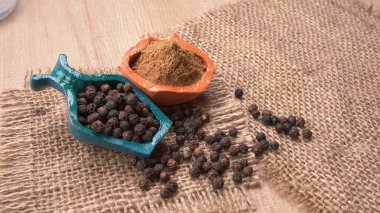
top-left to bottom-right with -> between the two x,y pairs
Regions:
207,170 -> 219,181
169,143 -> 180,152
212,176 -> 224,189
220,137 -> 232,149
270,116 -> 278,125
78,104 -> 88,116
296,117 -> 305,127
260,139 -> 269,151
234,87 -> 243,99
196,129 -> 206,140
238,144 -> 249,154
97,106 -> 107,118
128,114 -> 139,126
167,159 -> 177,170
175,127 -> 186,136
212,162 -> 225,174
185,127 -> 196,136
138,177 -> 150,191
143,167 -> 156,181
165,180 -> 178,193
85,85 -> 97,101
182,150 -> 192,160
171,151 -> 182,162
256,132 -> 266,142
86,103 -> 97,114
196,155 -> 207,164
189,167 -> 201,178
229,145 -> 240,156
193,159 -> 203,168
287,116 -> 297,126
136,159 -> 147,171
275,123 -> 285,133
232,172 -> 243,184
251,110 -> 260,119
219,156 -> 230,168
118,111 -> 128,121
289,127 -> 300,139
128,155 -> 138,166
201,162 -> 212,174
112,128 -> 123,138
262,115 -> 271,125
278,115 -> 287,124
211,143 -> 223,153
248,104 -> 258,113
160,171 -> 171,182
159,188 -> 171,199
87,112 -> 100,123
115,83 -> 124,91
261,109 -> 272,118
122,83 -> 133,93
100,84 -> 111,93
107,117 -> 119,129
93,92 -> 106,106
270,141 -> 280,150
188,140 -> 199,151
175,135 -> 186,145
200,113 -> 210,123
77,97 -> 87,106
190,118 -> 203,130
132,135 -> 141,143
148,126 -> 158,134
283,122 -> 292,134
78,116 -> 87,125
302,129 -> 313,140
183,108 -> 192,117
119,121 -> 130,131
160,154 -> 170,165
141,107 -> 150,117
122,131 -> 133,140
77,92 -> 86,98
104,100 -> 116,111
103,126 -> 113,136
124,105 -> 134,115
228,127 -> 238,137
242,166 -> 253,177
193,147 -> 204,158
91,120 -> 105,133
108,109 -> 119,119
214,129 -> 226,142
125,93 -> 138,106
205,135 -> 215,145
107,89 -> 118,97
141,130 -> 154,142
252,145 -> 263,157
209,151 -> 219,162
134,124 -> 146,136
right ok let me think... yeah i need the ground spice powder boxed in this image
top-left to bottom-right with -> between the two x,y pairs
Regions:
132,40 -> 206,86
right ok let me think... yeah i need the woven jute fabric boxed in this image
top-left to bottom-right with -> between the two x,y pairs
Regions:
172,0 -> 380,212
1,0 -> 380,212
1,66 -> 260,212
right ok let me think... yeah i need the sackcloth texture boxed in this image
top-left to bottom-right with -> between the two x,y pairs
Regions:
1,0 -> 380,212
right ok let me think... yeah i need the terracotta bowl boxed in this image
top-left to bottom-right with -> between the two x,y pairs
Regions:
120,33 -> 215,105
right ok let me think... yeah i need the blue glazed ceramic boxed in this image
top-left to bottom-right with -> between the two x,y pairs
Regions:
30,54 -> 172,158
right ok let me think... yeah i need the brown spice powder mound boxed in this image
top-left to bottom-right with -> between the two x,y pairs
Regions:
131,40 -> 206,86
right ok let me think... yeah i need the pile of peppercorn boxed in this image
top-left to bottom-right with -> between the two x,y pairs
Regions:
248,104 -> 313,140
76,82 -> 160,142
128,103 -> 255,199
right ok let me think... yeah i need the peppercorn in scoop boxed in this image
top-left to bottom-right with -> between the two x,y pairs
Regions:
77,83 -> 160,143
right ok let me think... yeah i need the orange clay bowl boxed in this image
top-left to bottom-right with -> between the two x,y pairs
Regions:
120,33 -> 215,105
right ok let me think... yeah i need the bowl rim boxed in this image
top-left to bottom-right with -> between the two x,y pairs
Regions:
120,33 -> 215,94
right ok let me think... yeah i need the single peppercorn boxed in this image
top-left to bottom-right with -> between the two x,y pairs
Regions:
260,139 -> 269,151
219,156 -> 230,168
175,127 -> 186,135
115,83 -> 124,91
201,162 -> 212,173
205,135 -> 215,145
262,115 -> 271,125
165,180 -> 178,193
289,127 -> 300,139
185,127 -> 196,136
118,111 -> 128,121
160,171 -> 171,182
77,97 -> 87,106
119,121 -> 130,131
167,159 -> 178,170
296,117 -> 306,127
283,122 -> 292,134
93,93 -> 105,106
302,129 -> 313,140
200,113 -> 210,123
78,116 -> 87,125
122,83 -> 133,93
287,116 -> 297,126
209,151 -> 219,162
275,123 -> 285,133
220,137 -> 232,148
212,162 -> 225,175
270,141 -> 280,150
214,129 -> 226,142
128,155 -> 138,166
189,167 -> 201,178
124,105 -> 134,115
278,115 -> 288,124
211,143 -> 223,153
261,109 -> 272,117
128,114 -> 140,126
256,132 -> 266,142
228,127 -> 238,137
232,172 -> 243,184
112,128 -> 123,139
78,104 -> 88,116
239,159 -> 249,168
152,163 -> 164,176
122,131 -> 133,140
196,155 -> 207,164
196,129 -> 206,140
182,150 -> 192,160
108,109 -> 119,119
238,144 -> 249,154
138,177 -> 150,190
212,176 -> 224,189
248,104 -> 258,113
270,116 -> 278,125
85,85 -> 97,100
252,145 -> 263,157
143,167 -> 156,181
207,170 -> 219,180
242,166 -> 253,177
107,89 -> 118,97
251,110 -> 260,119
86,103 -> 97,114
132,135 -> 141,143
169,143 -> 180,152
100,84 -> 111,93
193,159 -> 203,168
159,188 -> 171,199
234,87 -> 243,98
229,145 -> 240,156
142,131 -> 154,142
97,106 -> 108,118
188,140 -> 199,151
125,93 -> 138,106
107,117 -> 119,129
193,147 -> 204,158
136,159 -> 147,171
171,151 -> 182,162
91,120 -> 105,133
104,100 -> 116,111
87,112 -> 101,123
103,126 -> 113,136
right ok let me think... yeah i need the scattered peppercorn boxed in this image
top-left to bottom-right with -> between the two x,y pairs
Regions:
296,117 -> 305,127
251,110 -> 260,119
153,163 -> 164,175
256,132 -> 266,142
229,145 -> 240,156
159,188 -> 172,199
188,140 -> 199,151
232,172 -> 243,184
262,115 -> 271,125
112,128 -> 123,138
302,129 -> 313,140
283,122 -> 292,134
270,141 -> 280,150
234,87 -> 243,99
248,104 -> 258,114
160,171 -> 171,182
228,127 -> 238,137
189,167 -> 201,178
209,151 -> 220,162
200,113 -> 210,123
259,139 -> 269,151
278,115 -> 287,124
196,155 -> 207,164
287,116 -> 297,126
212,177 -> 224,189
242,166 -> 253,177
220,137 -> 232,148
212,162 -> 225,174
214,129 -> 226,142
136,159 -> 147,171
270,116 -> 278,125
252,145 -> 263,157
275,123 -> 285,133
238,144 -> 249,154
165,180 -> 178,193
219,156 -> 230,168
138,177 -> 150,190
211,142 -> 223,153
205,135 -> 215,145
289,127 -> 300,139
262,109 -> 272,118
143,167 -> 156,181
171,151 -> 182,162
231,162 -> 244,172
169,143 -> 180,152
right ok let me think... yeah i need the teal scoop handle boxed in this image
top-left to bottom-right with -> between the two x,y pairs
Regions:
30,54 -> 172,158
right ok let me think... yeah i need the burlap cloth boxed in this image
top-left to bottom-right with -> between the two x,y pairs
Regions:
1,0 -> 380,212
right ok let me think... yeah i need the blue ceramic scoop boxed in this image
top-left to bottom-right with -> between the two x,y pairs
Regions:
30,54 -> 172,158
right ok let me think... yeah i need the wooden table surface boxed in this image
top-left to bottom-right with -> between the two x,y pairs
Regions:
1,0 -> 378,212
